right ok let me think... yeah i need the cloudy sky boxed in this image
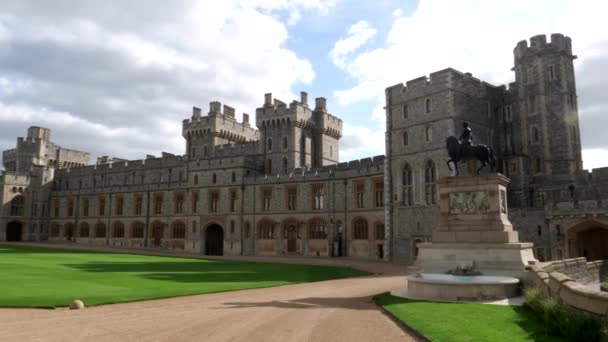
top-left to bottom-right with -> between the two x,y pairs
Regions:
0,0 -> 607,169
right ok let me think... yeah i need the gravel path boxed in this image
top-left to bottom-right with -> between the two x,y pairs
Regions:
0,243 -> 419,342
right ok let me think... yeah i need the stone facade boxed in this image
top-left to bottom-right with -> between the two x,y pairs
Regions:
386,33 -> 608,264
1,33 -> 606,264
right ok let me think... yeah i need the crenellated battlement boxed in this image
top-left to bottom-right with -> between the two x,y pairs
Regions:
387,68 -> 498,100
255,92 -> 313,129
514,33 -> 573,61
183,102 -> 259,143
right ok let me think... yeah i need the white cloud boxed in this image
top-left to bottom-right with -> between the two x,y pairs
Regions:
329,20 -> 377,69
582,149 -> 608,171
0,1 -> 331,165
392,8 -> 403,17
332,0 -> 608,168
340,123 -> 385,162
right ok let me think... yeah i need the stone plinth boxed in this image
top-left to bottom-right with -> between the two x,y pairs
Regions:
416,173 -> 536,279
433,173 -> 515,243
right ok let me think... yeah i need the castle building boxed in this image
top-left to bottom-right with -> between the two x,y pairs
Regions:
1,33 -> 607,263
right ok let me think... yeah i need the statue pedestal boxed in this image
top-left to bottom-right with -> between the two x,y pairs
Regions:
416,173 -> 536,278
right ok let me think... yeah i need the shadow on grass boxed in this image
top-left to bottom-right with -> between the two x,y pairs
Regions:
61,261 -> 364,284
375,293 -> 565,342
0,245 -> 104,254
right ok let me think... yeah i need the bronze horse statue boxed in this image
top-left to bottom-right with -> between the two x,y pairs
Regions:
446,136 -> 496,175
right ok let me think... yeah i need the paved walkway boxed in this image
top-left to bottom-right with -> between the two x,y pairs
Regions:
0,243 -> 420,342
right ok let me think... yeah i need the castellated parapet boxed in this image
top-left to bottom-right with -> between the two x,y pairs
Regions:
183,101 -> 259,144
514,33 -> 574,62
386,67 -> 500,102
255,93 -> 343,139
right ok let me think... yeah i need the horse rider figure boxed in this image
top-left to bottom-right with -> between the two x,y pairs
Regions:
459,121 -> 473,159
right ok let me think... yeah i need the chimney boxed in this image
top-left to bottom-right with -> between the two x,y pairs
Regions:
243,113 -> 250,125
300,91 -> 308,106
315,97 -> 327,111
192,106 -> 201,118
264,93 -> 272,106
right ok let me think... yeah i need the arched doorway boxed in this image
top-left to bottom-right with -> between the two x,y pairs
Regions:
286,224 -> 298,253
65,223 -> 75,241
413,239 -> 423,260
151,221 -> 163,247
567,220 -> 608,261
205,224 -> 224,256
6,221 -> 22,241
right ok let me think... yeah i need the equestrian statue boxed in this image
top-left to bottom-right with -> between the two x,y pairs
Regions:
446,121 -> 496,175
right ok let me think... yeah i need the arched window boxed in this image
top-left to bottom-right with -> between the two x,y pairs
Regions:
308,219 -> 326,239
425,98 -> 432,113
95,222 -> 107,238
402,131 -> 409,146
131,222 -> 145,238
112,222 -> 125,238
10,195 -> 25,216
402,164 -> 413,206
425,160 -> 437,205
79,222 -> 90,237
353,219 -> 368,240
203,145 -> 208,157
375,223 -> 385,240
403,104 -> 408,119
282,157 -> 288,172
212,173 -> 217,184
266,158 -> 272,174
283,136 -> 288,150
245,222 -> 251,239
174,194 -> 184,214
532,126 -> 540,143
231,172 -> 236,183
193,175 -> 199,185
172,222 -> 186,239
425,126 -> 432,142
267,138 -> 273,152
258,221 -> 274,239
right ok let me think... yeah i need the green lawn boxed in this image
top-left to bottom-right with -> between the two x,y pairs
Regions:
0,245 -> 366,308
375,293 -> 566,342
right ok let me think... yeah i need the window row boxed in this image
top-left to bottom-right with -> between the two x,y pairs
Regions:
48,221 -> 187,239
401,126 -> 433,146
401,98 -> 433,120
256,219 -> 385,240
52,190 -> 238,217
56,169 -> 243,191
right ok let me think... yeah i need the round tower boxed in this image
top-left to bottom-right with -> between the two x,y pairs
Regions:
513,33 -> 582,175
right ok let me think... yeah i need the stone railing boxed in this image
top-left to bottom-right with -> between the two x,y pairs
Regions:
528,258 -> 608,316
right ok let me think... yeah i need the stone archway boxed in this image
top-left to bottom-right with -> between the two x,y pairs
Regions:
413,239 -> 423,260
567,220 -> 608,261
205,224 -> 224,256
6,221 -> 23,241
150,221 -> 163,247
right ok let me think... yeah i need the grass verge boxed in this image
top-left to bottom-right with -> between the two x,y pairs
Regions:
0,245 -> 366,308
374,292 -> 566,342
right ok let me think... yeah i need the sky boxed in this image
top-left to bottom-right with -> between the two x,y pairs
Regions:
0,0 -> 607,170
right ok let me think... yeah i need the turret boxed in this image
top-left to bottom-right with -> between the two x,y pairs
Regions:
513,33 -> 581,175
